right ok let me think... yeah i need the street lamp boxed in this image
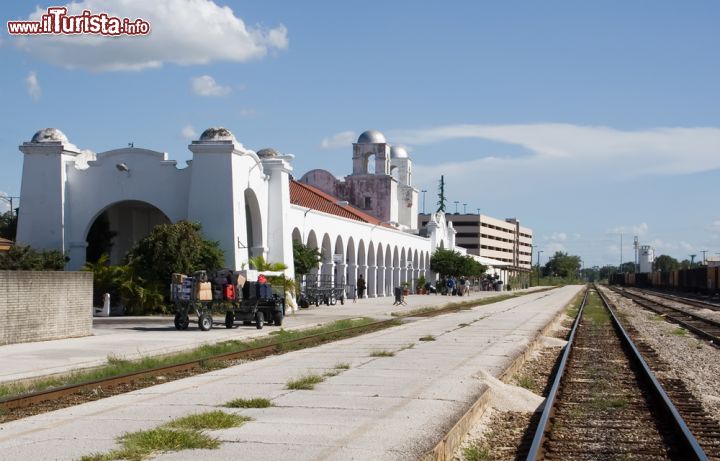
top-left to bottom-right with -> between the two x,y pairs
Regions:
453,201 -> 459,214
420,190 -> 427,214
463,203 -> 467,214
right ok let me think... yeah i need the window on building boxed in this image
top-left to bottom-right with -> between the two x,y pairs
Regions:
364,196 -> 372,209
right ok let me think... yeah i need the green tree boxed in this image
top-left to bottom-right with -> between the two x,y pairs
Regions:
436,175 -> 446,213
599,265 -> 617,280
292,240 -> 321,276
430,248 -> 486,277
0,245 -> 67,270
542,251 -> 581,278
126,220 -> 224,288
619,261 -> 636,273
0,210 -> 18,241
653,254 -> 679,272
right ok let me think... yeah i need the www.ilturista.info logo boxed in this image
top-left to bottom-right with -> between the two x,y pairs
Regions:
7,7 -> 150,36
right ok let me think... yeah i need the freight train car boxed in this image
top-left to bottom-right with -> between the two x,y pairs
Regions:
610,266 -> 719,295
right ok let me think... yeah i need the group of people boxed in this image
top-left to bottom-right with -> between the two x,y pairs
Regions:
353,273 -> 503,299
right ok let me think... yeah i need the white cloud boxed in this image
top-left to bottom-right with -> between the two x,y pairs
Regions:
14,0 -> 289,71
0,192 -> 11,212
709,220 -> 720,235
543,242 -> 566,255
191,75 -> 231,97
398,123 -> 720,179
544,232 -> 567,242
321,131 -> 356,149
25,71 -> 41,100
181,124 -> 197,140
607,223 -> 649,237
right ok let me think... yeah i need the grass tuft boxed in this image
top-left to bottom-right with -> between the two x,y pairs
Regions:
79,410 -> 249,461
671,327 -> 687,336
419,335 -> 436,341
513,373 -> 536,391
463,440 -> 492,461
286,373 -> 325,390
223,398 -> 273,409
369,350 -> 395,357
334,363 -> 350,370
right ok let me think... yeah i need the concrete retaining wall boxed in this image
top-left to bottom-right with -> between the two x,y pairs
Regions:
0,271 -> 93,345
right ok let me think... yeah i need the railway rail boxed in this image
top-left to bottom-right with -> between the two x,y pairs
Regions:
611,287 -> 720,346
629,287 -> 720,312
525,286 -> 711,461
0,297 -> 496,422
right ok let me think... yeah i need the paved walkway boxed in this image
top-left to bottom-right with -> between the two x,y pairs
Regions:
0,288 -> 545,384
0,286 -> 582,461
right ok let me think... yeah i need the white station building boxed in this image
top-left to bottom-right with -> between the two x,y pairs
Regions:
16,127 -> 514,299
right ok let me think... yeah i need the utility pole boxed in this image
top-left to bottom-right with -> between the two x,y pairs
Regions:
620,233 -> 623,271
537,250 -> 544,286
420,189 -> 427,214
633,236 -> 639,273
463,203 -> 467,214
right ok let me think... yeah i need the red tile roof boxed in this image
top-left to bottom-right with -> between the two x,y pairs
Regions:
290,180 -> 391,226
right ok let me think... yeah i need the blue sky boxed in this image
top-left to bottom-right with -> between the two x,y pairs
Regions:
1,1 -> 719,267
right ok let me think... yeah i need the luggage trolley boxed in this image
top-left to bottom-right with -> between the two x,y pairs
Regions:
302,274 -> 345,306
170,270 -> 286,331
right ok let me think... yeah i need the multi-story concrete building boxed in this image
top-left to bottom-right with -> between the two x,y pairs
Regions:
418,213 -> 533,270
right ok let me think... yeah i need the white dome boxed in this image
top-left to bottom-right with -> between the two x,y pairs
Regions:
357,130 -> 386,144
199,127 -> 236,142
390,145 -> 409,159
256,148 -> 279,158
31,128 -> 69,144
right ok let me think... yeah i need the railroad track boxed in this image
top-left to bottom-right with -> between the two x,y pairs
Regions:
0,295 -> 508,422
629,288 -> 720,312
525,286 -> 712,461
611,287 -> 720,346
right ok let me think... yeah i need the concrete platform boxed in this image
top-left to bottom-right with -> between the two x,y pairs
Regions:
0,288 -> 544,385
0,285 -> 583,461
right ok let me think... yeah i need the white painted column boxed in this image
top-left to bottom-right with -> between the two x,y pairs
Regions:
367,265 -> 376,298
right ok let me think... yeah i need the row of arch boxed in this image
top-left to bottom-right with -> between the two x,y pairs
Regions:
291,228 -> 432,298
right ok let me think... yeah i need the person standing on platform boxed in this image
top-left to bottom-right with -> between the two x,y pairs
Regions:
357,274 -> 366,299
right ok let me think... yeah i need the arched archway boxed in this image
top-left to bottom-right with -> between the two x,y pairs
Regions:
85,200 -> 171,265
291,227 -> 302,244
244,188 -> 263,258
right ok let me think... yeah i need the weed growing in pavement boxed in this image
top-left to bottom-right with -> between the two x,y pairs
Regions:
653,314 -> 665,321
286,373 -> 325,390
79,411 -> 249,461
463,439 -> 492,461
419,335 -> 436,341
334,362 -> 350,370
399,343 -> 415,351
369,350 -> 395,357
458,323 -> 469,327
0,317 -> 385,400
223,398 -> 273,409
323,370 -> 341,378
166,411 -> 249,431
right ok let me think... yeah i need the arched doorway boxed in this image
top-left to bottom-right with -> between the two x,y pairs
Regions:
244,188 -> 263,258
86,200 -> 171,265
